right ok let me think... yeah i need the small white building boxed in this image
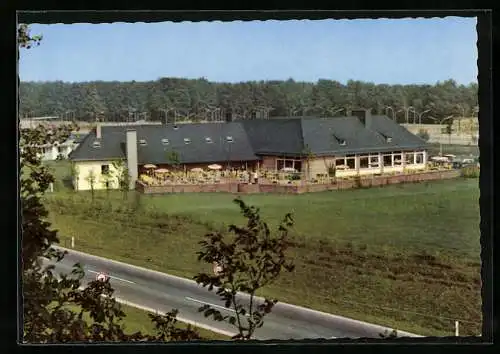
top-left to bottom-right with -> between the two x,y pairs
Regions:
36,133 -> 88,161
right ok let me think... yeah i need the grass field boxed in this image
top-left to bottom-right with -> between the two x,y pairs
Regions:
55,302 -> 228,340
42,168 -> 482,338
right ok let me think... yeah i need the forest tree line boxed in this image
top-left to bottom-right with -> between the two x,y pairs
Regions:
19,78 -> 478,124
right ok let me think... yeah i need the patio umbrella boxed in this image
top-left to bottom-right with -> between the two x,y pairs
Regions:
144,164 -> 157,169
155,168 -> 169,173
190,167 -> 204,172
208,164 -> 222,170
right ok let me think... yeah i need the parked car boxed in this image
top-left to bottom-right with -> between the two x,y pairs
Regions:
430,156 -> 449,163
443,154 -> 456,162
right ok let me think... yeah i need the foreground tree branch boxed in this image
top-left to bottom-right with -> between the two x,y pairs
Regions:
194,198 -> 295,340
19,24 -> 200,343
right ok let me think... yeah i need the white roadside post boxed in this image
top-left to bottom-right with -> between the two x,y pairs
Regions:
71,237 -> 75,248
455,320 -> 459,336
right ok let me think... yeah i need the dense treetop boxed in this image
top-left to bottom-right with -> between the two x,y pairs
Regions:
19,78 -> 478,123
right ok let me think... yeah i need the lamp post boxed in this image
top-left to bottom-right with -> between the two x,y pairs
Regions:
160,108 -> 176,124
416,109 -> 431,125
201,107 -> 215,121
428,115 -> 454,155
327,107 -> 345,117
138,112 -> 148,121
64,110 -> 76,122
197,100 -> 218,122
289,107 -> 300,116
398,106 -> 415,124
385,106 -> 395,121
301,107 -> 313,116
408,107 -> 417,124
459,105 -> 466,119
128,109 -> 139,123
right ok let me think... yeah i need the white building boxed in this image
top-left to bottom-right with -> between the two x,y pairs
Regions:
36,133 -> 88,161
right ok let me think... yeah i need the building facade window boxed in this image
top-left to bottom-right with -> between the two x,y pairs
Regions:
334,155 -> 355,169
405,152 -> 415,164
383,154 -> 393,167
393,153 -> 403,166
101,164 -> 110,175
346,154 -> 356,169
335,157 -> 346,167
356,154 -> 380,169
369,154 -> 380,167
359,156 -> 369,168
415,152 -> 424,164
276,158 -> 302,171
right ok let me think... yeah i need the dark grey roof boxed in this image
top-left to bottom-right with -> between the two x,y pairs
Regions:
69,130 -> 127,161
69,123 -> 259,164
241,119 -> 304,156
301,116 -> 427,155
69,116 -> 427,163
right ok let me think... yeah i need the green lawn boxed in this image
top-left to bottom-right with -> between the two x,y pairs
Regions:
44,171 -> 481,337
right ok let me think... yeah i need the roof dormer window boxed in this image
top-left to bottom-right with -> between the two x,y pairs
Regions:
205,137 -> 213,143
379,132 -> 393,143
161,138 -> 169,145
92,141 -> 101,148
333,134 -> 346,146
138,139 -> 147,146
184,138 -> 191,144
226,136 -> 234,143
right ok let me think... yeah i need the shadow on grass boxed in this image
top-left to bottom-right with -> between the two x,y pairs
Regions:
62,177 -> 73,190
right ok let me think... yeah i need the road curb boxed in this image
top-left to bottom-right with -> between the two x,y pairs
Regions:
56,245 -> 423,338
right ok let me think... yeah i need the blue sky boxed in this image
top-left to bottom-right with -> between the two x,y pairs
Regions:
19,17 -> 478,85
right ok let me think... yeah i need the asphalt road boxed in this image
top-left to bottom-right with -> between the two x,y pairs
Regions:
43,247 -> 422,340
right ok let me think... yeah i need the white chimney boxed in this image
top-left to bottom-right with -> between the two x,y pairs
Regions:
96,123 -> 102,139
126,130 -> 138,190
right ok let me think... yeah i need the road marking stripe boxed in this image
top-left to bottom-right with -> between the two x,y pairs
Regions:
185,297 -> 250,317
114,297 -> 237,339
185,296 -> 235,313
87,269 -> 135,284
76,285 -> 238,338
